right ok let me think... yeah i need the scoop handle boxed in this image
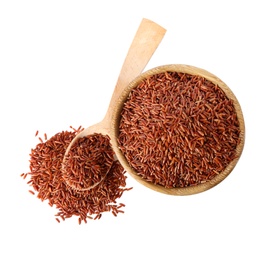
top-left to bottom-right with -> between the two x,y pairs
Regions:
62,18 -> 166,190
103,18 -> 166,122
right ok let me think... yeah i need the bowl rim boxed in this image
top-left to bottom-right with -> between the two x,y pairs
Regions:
110,64 -> 245,195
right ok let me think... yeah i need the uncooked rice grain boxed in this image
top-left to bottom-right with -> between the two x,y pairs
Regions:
22,126 -> 131,223
62,134 -> 114,191
118,71 -> 240,188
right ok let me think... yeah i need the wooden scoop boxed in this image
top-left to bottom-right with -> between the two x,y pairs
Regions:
62,18 -> 166,190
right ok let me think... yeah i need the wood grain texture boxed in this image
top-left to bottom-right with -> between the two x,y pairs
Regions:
110,64 -> 245,196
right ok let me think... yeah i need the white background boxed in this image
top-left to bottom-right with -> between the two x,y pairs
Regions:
1,0 -> 269,259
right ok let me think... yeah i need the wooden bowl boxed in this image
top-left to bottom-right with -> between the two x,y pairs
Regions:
110,64 -> 245,195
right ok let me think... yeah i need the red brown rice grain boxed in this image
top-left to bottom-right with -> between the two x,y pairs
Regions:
118,71 -> 241,188
22,126 -> 132,223
62,134 -> 114,191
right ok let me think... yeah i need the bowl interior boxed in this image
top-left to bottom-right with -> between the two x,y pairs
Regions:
110,64 -> 245,195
